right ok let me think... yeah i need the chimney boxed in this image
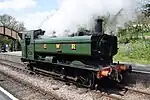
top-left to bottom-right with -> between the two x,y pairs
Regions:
94,18 -> 103,34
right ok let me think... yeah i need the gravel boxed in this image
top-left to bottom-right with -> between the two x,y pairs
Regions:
123,72 -> 150,93
0,72 -> 58,100
0,53 -> 150,100
0,64 -> 111,100
123,91 -> 150,100
0,53 -> 21,63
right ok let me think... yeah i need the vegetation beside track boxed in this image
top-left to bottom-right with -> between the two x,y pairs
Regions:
114,4 -> 150,65
114,39 -> 150,65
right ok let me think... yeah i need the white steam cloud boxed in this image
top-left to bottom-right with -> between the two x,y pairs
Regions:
41,0 -> 140,37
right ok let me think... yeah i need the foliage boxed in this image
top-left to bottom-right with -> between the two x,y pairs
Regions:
127,40 -> 150,59
117,12 -> 150,43
116,1 -> 150,44
142,3 -> 150,17
0,14 -> 26,32
0,35 -> 13,48
114,40 -> 150,64
0,14 -> 26,51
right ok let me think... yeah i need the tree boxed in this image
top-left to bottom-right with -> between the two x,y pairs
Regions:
0,14 -> 26,32
0,14 -> 26,51
142,3 -> 150,17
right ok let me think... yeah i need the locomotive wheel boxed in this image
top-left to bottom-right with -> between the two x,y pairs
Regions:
88,72 -> 96,89
78,72 -> 96,89
27,63 -> 34,71
52,57 -> 57,63
60,67 -> 67,79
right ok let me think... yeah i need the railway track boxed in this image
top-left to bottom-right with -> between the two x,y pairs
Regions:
0,59 -> 123,100
116,84 -> 150,96
132,69 -> 150,74
0,72 -> 61,100
0,59 -> 62,100
0,59 -> 150,100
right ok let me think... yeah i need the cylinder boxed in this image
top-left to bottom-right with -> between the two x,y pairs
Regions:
94,18 -> 103,34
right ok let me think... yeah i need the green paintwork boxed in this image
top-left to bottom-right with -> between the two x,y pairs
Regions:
21,30 -> 93,60
20,40 -> 26,58
21,30 -> 35,60
26,43 -> 34,59
34,36 -> 92,55
35,36 -> 91,43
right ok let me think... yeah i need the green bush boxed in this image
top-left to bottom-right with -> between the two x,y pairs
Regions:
114,40 -> 150,64
128,40 -> 150,61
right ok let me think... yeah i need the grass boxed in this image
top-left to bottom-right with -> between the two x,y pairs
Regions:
113,41 -> 150,65
143,32 -> 150,36
114,31 -> 150,64
138,32 -> 150,37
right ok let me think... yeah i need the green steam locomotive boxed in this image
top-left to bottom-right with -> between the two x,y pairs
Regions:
21,18 -> 131,89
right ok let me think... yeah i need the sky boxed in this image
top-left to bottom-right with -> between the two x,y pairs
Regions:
0,0 -> 59,30
0,0 -> 148,34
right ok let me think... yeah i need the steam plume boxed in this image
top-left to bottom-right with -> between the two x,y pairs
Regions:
41,0 -> 140,37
